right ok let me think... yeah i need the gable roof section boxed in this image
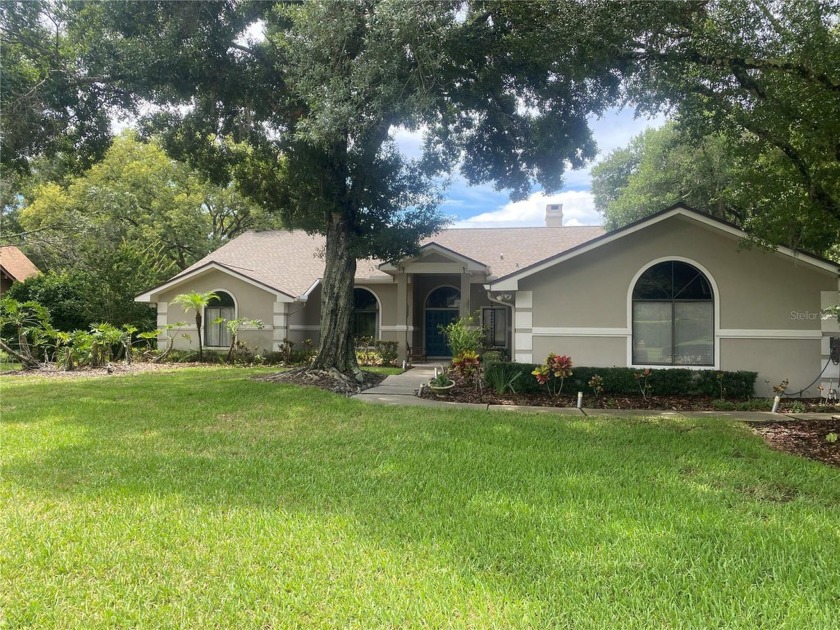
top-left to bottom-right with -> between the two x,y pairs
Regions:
135,261 -> 299,303
136,224 -> 605,301
487,204 -> 840,291
378,241 -> 490,274
0,246 -> 40,282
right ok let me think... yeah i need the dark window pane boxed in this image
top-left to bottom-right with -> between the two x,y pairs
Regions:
426,287 -> 460,308
208,291 -> 235,308
632,263 -> 673,299
354,288 -> 377,310
353,312 -> 377,339
673,265 -> 712,300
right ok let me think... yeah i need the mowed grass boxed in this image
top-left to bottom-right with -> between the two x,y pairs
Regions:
2,369 -> 839,628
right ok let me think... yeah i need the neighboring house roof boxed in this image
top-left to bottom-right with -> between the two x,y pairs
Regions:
0,246 -> 40,283
137,224 -> 605,302
487,204 -> 840,291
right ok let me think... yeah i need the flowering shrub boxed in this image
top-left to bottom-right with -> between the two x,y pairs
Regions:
588,374 -> 604,398
532,353 -> 573,396
634,368 -> 652,399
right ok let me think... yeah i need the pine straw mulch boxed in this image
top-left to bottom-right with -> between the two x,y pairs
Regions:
255,367 -> 386,396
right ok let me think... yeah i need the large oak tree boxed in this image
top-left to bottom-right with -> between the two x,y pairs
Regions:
3,0 -> 699,376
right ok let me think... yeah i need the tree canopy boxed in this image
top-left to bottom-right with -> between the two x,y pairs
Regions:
621,0 -> 839,254
60,0 -> 693,375
592,121 -> 840,258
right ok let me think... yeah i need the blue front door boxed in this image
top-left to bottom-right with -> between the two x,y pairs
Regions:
425,309 -> 459,357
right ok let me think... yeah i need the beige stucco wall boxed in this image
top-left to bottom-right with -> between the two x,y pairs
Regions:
155,269 -> 278,353
518,214 -> 838,396
721,338 -> 823,397
524,216 -> 835,330
286,284 -> 320,346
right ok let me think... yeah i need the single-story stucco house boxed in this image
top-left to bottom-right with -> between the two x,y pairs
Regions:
0,245 -> 41,295
137,203 -> 840,396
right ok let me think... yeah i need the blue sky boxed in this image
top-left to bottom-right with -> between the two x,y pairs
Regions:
394,107 -> 665,228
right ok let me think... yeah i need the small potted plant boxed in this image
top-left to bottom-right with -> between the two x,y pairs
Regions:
428,370 -> 455,398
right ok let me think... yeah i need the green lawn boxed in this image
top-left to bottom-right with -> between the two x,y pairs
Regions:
2,368 -> 839,628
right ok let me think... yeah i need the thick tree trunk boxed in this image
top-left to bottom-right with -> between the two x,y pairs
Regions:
311,212 -> 362,380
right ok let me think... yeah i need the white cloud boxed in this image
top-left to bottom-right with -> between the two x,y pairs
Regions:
452,190 -> 600,228
391,125 -> 424,160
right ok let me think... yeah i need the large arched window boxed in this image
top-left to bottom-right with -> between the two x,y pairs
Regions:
205,291 -> 236,348
632,261 -> 714,365
353,288 -> 379,339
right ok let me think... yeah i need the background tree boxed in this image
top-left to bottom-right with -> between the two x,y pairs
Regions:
0,0 -> 129,178
624,0 -> 840,254
75,0 -> 694,378
592,120 -> 840,258
6,270 -> 90,332
171,291 -> 218,362
11,132 -> 281,329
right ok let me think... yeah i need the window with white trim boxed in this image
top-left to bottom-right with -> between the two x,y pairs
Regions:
632,261 -> 714,365
353,288 -> 378,339
205,291 -> 235,347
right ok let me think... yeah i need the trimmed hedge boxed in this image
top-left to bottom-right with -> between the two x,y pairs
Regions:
482,362 -> 757,398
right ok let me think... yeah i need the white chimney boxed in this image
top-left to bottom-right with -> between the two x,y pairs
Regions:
545,203 -> 563,227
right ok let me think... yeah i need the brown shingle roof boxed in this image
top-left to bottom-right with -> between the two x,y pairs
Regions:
170,225 -> 604,298
0,246 -> 40,282
425,226 -> 604,278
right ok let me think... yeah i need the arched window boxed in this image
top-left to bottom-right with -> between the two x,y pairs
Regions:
632,261 -> 714,365
425,286 -> 460,309
353,288 -> 379,340
205,291 -> 236,348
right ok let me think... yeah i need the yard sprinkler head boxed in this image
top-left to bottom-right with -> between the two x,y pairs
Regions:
577,392 -> 583,409
771,395 -> 781,414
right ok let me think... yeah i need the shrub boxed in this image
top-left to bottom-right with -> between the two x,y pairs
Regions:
736,398 -> 772,411
374,340 -> 399,365
354,338 -> 399,366
482,350 -> 504,364
532,353 -> 573,396
441,313 -> 484,357
6,271 -> 91,332
484,363 -> 758,398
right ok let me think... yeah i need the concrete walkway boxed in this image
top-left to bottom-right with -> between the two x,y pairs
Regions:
355,367 -> 840,421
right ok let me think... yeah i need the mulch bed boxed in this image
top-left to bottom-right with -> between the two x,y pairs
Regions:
751,419 -> 840,468
256,367 -> 386,396
0,362 -> 198,379
420,384 -> 840,414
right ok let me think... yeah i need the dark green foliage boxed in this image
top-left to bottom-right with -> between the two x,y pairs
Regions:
374,340 -> 399,366
6,271 -> 90,332
626,0 -> 840,254
483,363 -> 757,398
481,350 -> 504,364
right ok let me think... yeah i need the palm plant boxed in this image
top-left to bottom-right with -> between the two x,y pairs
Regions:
171,291 -> 218,361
